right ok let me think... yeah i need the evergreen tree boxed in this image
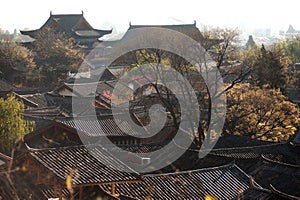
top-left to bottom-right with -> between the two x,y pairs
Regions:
251,44 -> 292,93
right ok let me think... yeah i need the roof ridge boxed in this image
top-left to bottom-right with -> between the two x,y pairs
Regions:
28,143 -> 140,176
66,79 -> 117,86
56,115 -> 114,121
0,78 -> 20,90
211,142 -> 285,151
51,13 -> 83,17
270,185 -> 300,200
172,138 -> 284,155
143,163 -> 235,177
0,153 -> 12,160
261,154 -> 300,168
11,91 -> 38,107
26,142 -> 88,152
129,23 -> 197,27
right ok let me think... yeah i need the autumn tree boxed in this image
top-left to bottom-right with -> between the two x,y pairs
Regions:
0,39 -> 36,86
225,83 -> 300,142
0,94 -> 34,155
32,28 -> 85,88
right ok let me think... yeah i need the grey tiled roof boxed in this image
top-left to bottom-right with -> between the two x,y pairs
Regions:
100,164 -> 269,200
24,106 -> 69,118
20,13 -> 112,39
0,78 -> 19,92
21,93 -> 49,108
56,117 -> 141,137
126,23 -> 204,42
28,145 -> 139,185
55,79 -> 118,97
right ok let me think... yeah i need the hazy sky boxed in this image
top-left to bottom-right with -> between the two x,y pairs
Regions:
0,0 -> 298,36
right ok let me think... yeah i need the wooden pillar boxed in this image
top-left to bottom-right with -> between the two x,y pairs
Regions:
58,183 -> 62,200
54,124 -> 57,135
79,186 -> 83,200
37,168 -> 40,184
53,178 -> 57,197
111,183 -> 116,196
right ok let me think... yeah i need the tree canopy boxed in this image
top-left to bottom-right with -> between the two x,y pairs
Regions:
241,44 -> 294,93
32,28 -> 85,88
225,83 -> 300,142
0,94 -> 34,155
0,39 -> 36,86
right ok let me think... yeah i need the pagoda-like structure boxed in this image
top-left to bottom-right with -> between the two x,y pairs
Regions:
20,11 -> 112,49
123,21 -> 205,42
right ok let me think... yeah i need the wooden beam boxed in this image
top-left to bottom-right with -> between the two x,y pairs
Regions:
99,180 -> 142,185
54,124 -> 57,135
53,178 -> 57,197
24,123 -> 55,141
58,183 -> 62,200
111,183 -> 116,196
72,179 -> 141,188
79,186 -> 83,200
36,168 -> 40,183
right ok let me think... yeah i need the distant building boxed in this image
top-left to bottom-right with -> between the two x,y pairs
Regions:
0,30 -> 14,41
20,11 -> 112,51
123,21 -> 204,42
285,25 -> 300,37
253,28 -> 271,38
245,35 -> 256,48
109,21 -> 208,67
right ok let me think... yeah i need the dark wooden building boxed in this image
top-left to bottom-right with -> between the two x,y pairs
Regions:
20,11 -> 112,50
23,115 -> 162,149
109,22 -> 206,67
14,145 -> 139,199
124,21 -> 204,42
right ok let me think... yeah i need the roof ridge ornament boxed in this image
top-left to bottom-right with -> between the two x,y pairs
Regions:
50,10 -> 52,16
81,10 -> 84,15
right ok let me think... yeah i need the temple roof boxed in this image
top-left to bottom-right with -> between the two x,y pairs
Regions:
20,12 -> 112,39
123,22 -> 204,42
74,29 -> 112,38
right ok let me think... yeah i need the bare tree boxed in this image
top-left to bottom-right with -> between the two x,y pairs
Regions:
98,26 -> 250,148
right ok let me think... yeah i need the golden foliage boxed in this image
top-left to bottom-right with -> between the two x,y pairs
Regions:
66,174 -> 72,191
225,83 -> 300,141
66,168 -> 79,194
205,194 -> 218,200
